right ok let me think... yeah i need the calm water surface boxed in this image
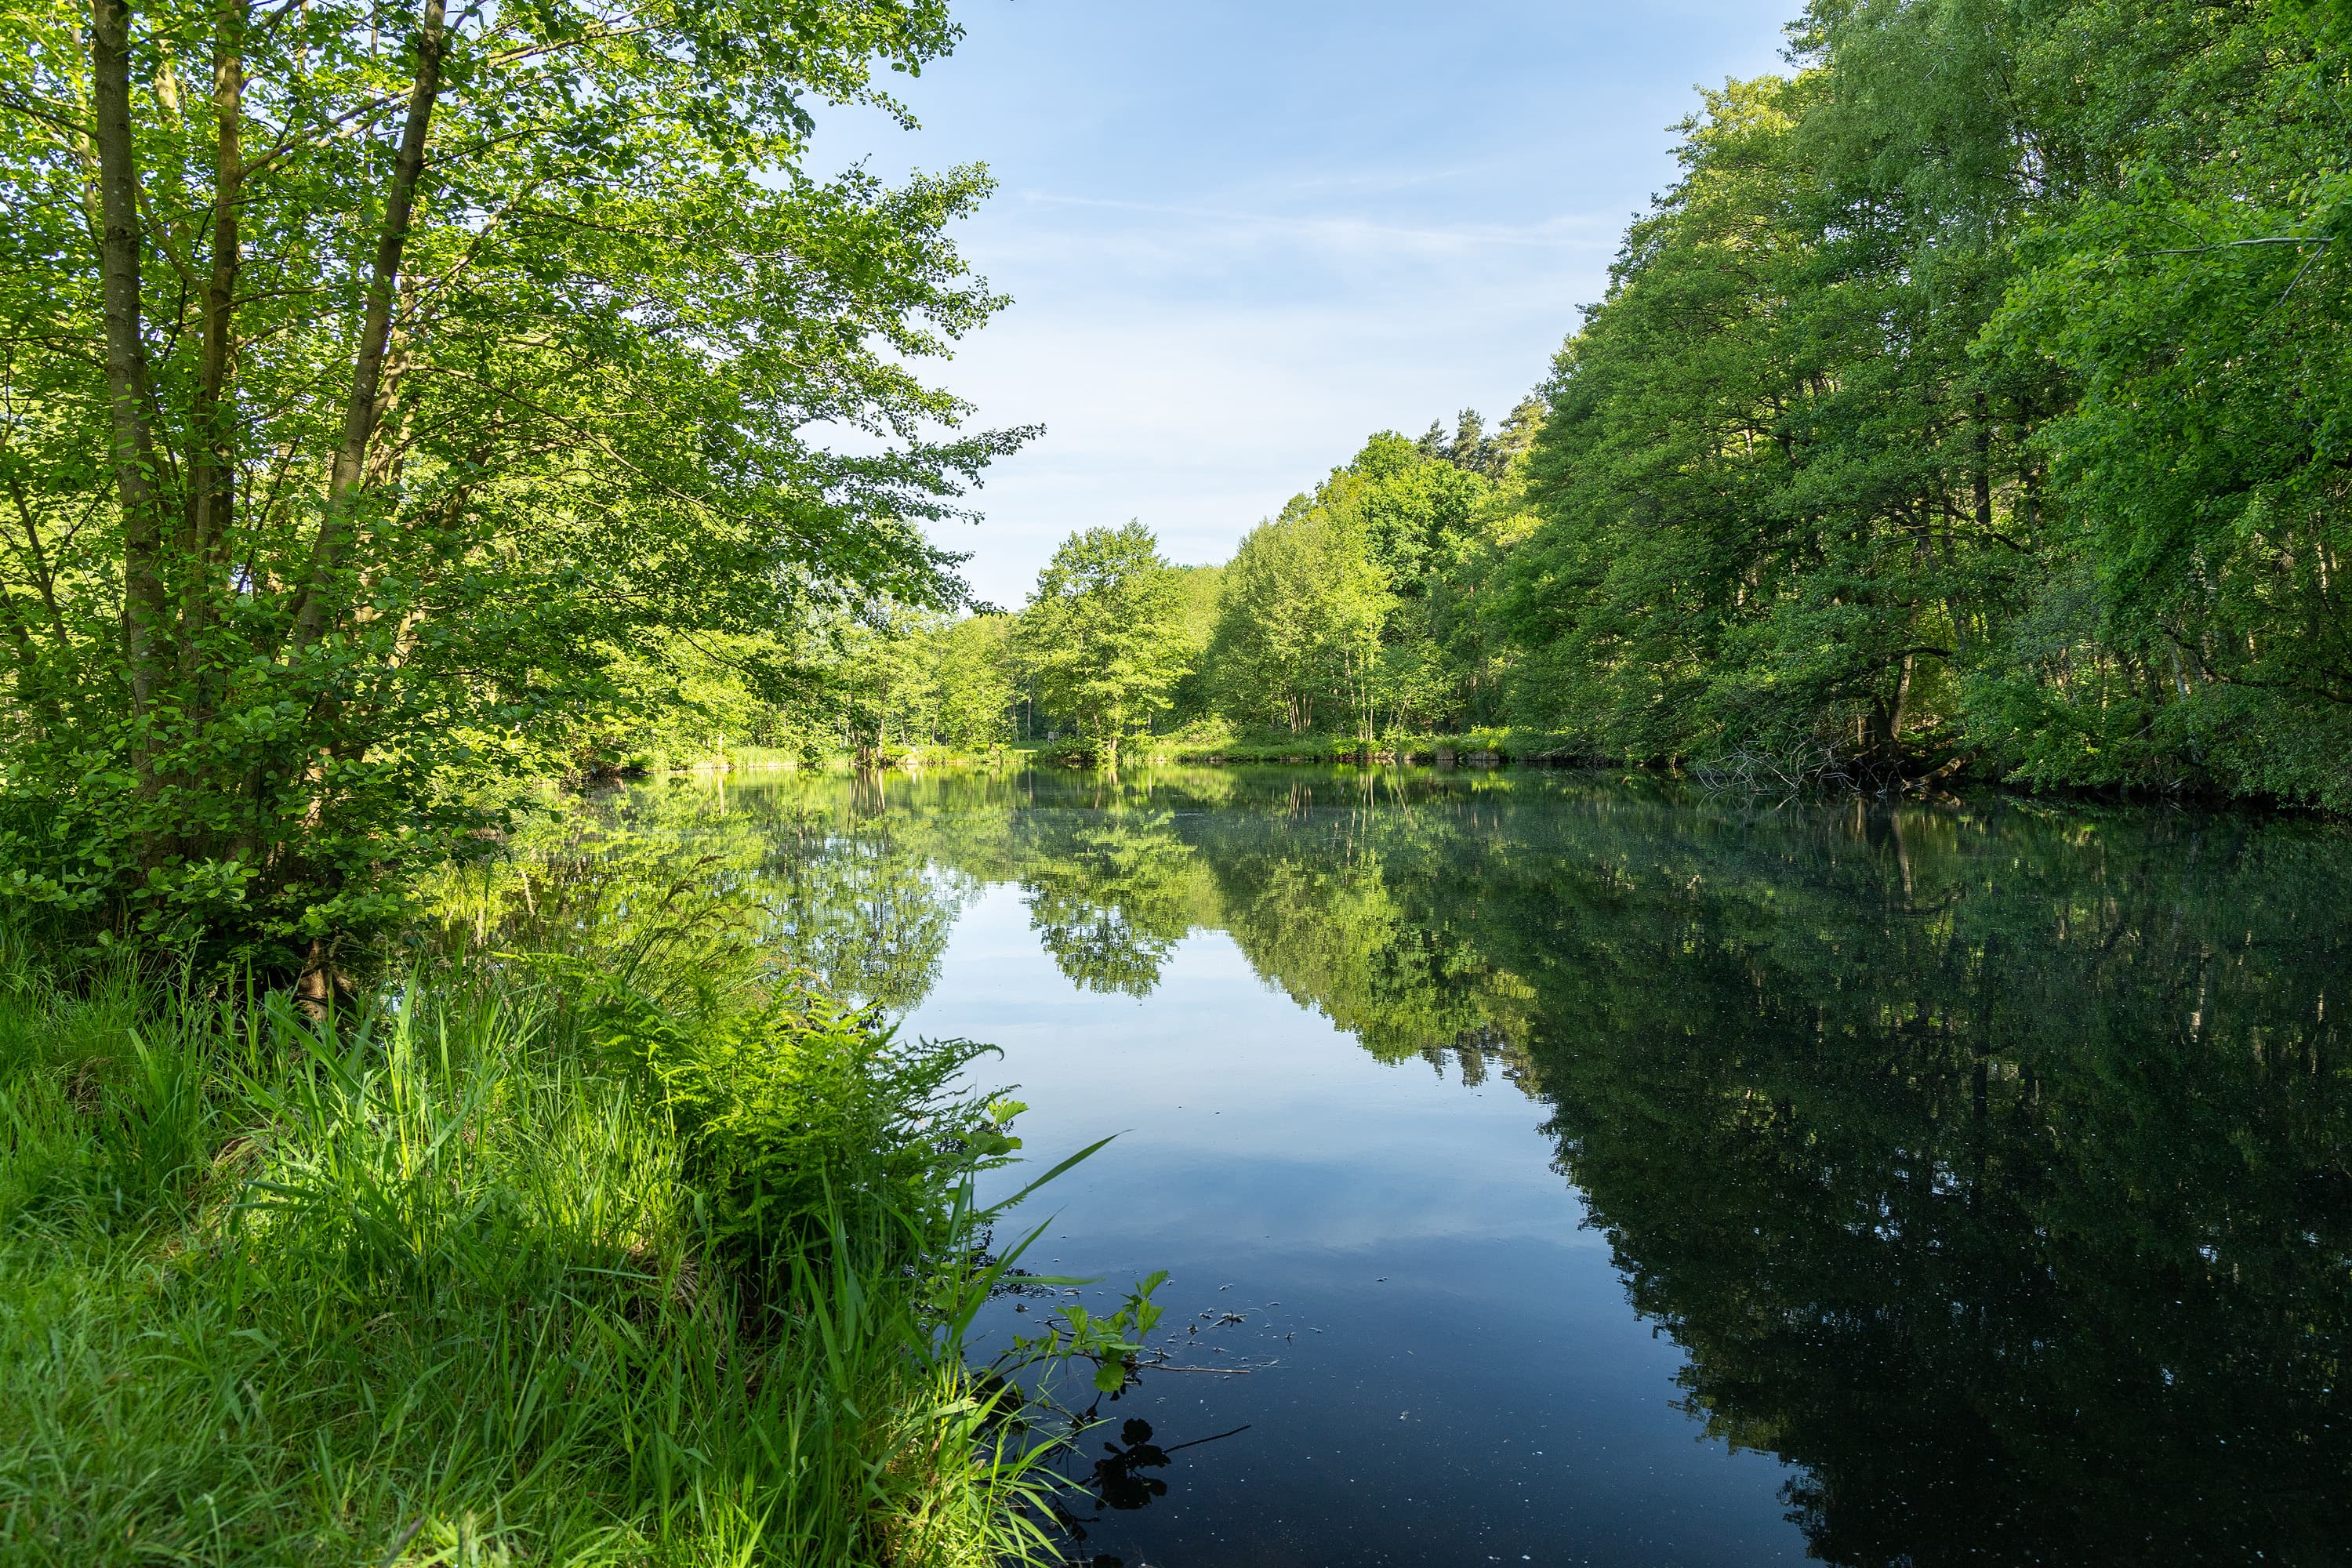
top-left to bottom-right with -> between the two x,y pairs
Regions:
635,768 -> 2352,1567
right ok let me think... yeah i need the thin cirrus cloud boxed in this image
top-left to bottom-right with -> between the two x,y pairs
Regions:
810,0 -> 1793,606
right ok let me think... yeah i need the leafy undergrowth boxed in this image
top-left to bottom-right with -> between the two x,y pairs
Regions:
0,930 -> 1081,1566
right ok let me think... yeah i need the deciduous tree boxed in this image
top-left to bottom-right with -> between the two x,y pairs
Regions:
0,0 -> 1025,967
1015,523 -> 1189,765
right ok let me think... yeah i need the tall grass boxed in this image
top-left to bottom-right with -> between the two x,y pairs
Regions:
0,911 -> 1074,1564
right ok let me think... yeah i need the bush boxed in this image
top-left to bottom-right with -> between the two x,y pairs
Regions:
583,974 -> 1020,1283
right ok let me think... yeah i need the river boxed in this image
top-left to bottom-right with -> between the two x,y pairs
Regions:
622,765 -> 2352,1567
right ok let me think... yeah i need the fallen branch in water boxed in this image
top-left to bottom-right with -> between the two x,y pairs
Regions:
1163,1424 -> 1252,1454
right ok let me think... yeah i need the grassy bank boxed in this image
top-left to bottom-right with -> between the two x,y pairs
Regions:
0,880 -> 1086,1564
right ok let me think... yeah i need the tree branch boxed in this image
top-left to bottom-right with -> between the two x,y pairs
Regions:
183,0 -> 247,690
289,0 -> 447,651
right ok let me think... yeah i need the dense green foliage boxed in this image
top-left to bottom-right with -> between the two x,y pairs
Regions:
945,426 -> 1530,763
1011,524 -> 1192,765
15,0 -> 2352,992
9,0 -> 2350,1541
0,10 -> 1172,1563
1497,0 -> 2352,802
0,0 -> 1022,969
438,0 -> 2352,810
924,0 -> 2352,808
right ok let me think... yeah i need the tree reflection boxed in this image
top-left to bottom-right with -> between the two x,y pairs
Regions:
431,775 -> 979,1010
1210,782 -> 2352,1567
496,767 -> 2352,1566
1014,811 -> 1208,996
1482,800 -> 2352,1567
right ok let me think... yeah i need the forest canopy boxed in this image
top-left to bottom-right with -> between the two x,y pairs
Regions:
1497,0 -> 2352,801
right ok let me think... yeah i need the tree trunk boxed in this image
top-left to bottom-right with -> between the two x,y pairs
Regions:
289,0 -> 448,651
183,0 -> 246,695
1972,393 -> 1994,537
1889,651 -> 1914,744
89,0 -> 170,777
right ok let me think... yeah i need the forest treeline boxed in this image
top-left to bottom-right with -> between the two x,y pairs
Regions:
745,412 -> 1532,768
5,0 -> 2352,955
765,0 -> 2352,807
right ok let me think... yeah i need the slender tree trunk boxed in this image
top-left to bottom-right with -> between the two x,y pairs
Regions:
1972,393 -> 1994,539
5,472 -> 69,647
89,0 -> 170,774
183,0 -> 245,693
289,0 -> 447,650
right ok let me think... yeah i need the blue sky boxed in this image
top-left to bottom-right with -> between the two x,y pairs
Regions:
811,1 -> 1794,608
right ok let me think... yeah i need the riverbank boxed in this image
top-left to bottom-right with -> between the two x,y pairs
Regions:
0,888 -> 1063,1565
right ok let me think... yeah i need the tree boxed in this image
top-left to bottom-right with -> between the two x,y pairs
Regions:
1209,500 -> 1387,736
1483,0 -> 2352,805
835,608 -> 945,759
0,0 -> 1025,971
1318,431 -> 1488,594
1161,564 -> 1226,728
1976,2 -> 2352,800
928,614 -> 1018,750
1014,523 -> 1190,765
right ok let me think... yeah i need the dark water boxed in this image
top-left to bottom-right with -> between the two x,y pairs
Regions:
650,767 -> 2352,1567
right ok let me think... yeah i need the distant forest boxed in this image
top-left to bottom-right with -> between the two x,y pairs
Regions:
746,0 -> 2352,808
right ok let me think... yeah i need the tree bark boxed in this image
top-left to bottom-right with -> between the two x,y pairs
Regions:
89,0 -> 169,764
1972,392 -> 1994,539
1955,391 -> 1998,666
289,0 -> 447,651
183,0 -> 246,689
